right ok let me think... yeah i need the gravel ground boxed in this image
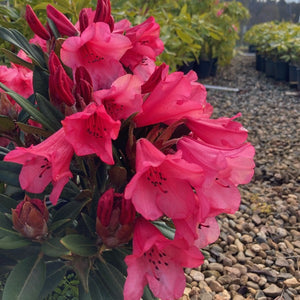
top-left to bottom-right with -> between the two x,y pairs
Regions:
180,53 -> 300,300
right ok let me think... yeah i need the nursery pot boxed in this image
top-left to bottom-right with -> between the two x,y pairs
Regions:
274,61 -> 289,81
265,59 -> 275,78
193,59 -> 212,79
297,67 -> 300,91
178,61 -> 196,74
210,58 -> 218,77
288,64 -> 298,88
248,45 -> 256,53
255,53 -> 263,71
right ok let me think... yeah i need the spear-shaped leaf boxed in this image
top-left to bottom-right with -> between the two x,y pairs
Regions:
2,254 -> 46,300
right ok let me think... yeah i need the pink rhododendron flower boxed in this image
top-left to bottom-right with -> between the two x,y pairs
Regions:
134,71 -> 212,127
124,218 -> 204,300
124,138 -> 203,220
60,22 -> 132,90
29,35 -> 48,52
4,128 -> 74,205
121,17 -> 164,71
0,65 -> 33,100
173,197 -> 220,248
94,74 -> 143,121
185,113 -> 248,148
178,136 -> 255,217
62,102 -> 121,164
131,57 -> 156,82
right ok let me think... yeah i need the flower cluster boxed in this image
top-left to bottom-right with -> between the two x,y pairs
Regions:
1,1 -> 255,299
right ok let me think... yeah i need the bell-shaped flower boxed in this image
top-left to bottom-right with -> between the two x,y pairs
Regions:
173,194 -> 220,248
124,138 -> 203,220
60,22 -> 132,90
124,218 -> 204,300
62,102 -> 121,165
12,196 -> 49,239
4,128 -> 74,205
185,113 -> 248,148
177,136 -> 255,218
96,188 -> 136,248
94,74 -> 143,121
134,71 -> 212,127
121,17 -> 164,71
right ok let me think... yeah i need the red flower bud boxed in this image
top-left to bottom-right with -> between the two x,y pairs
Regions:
79,9 -> 89,33
49,51 -> 75,106
25,5 -> 50,40
47,4 -> 78,37
96,189 -> 136,248
12,197 -> 49,239
93,0 -> 114,32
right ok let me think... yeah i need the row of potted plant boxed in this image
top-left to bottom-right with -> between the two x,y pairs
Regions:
244,21 -> 300,88
0,0 -> 249,78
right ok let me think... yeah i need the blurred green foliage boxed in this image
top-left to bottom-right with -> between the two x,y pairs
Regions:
244,21 -> 300,65
0,0 -> 249,69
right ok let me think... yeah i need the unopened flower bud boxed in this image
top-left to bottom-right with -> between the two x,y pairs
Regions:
25,5 -> 50,40
93,0 -> 114,32
12,197 -> 49,239
49,51 -> 75,107
47,4 -> 78,36
96,189 -> 135,248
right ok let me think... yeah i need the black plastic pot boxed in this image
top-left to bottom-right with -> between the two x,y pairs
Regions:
248,45 -> 256,53
210,58 -> 218,77
193,60 -> 212,79
297,67 -> 300,91
255,53 -> 263,71
274,61 -> 289,81
289,64 -> 298,88
178,61 -> 195,74
265,59 -> 275,78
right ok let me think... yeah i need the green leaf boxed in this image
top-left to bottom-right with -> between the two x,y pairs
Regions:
0,212 -> 19,236
102,248 -> 129,276
52,200 -> 88,223
0,48 -> 34,70
94,260 -> 125,299
152,220 -> 175,240
0,235 -> 30,249
0,28 -> 46,68
80,213 -> 96,236
60,234 -> 97,257
35,93 -> 63,131
38,261 -> 67,299
33,67 -> 50,100
0,161 -> 21,187
16,122 -> 52,138
2,254 -> 46,300
79,272 -> 110,300
41,237 -> 71,257
143,285 -> 158,300
0,194 -> 17,213
0,82 -> 56,132
0,115 -> 15,133
48,218 -> 72,233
